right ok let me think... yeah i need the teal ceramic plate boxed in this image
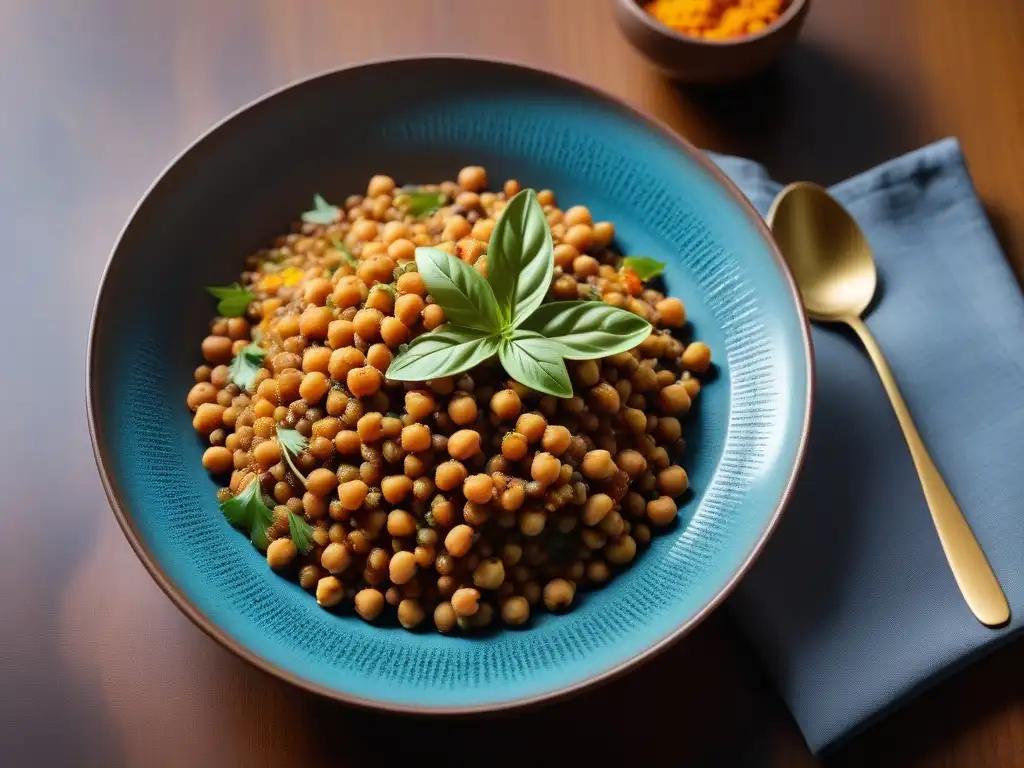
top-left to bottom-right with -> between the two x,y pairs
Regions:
87,57 -> 812,712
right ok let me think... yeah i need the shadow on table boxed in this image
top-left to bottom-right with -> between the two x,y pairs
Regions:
299,613 -> 813,768
678,41 -> 921,186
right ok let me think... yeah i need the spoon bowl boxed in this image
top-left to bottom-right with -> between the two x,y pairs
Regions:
768,182 -> 877,321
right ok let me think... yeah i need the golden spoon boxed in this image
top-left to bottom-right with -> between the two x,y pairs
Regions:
768,182 -> 1010,627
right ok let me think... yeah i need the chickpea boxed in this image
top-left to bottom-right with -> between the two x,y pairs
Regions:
193,403 -> 226,434
573,254 -> 600,278
591,381 -> 621,413
616,450 -> 647,479
582,493 -> 613,526
500,596 -> 530,626
261,536 -> 296,569
201,335 -> 234,365
317,542 -> 350,574
513,412 -> 545,443
463,474 -> 494,504
473,558 -> 505,590
531,452 -> 561,485
298,306 -> 331,340
187,382 -> 218,411
389,551 -> 418,585
682,341 -> 712,373
519,509 -> 546,537
347,366 -> 381,397
500,483 -> 526,511
543,579 -> 575,611
606,534 -> 637,565
447,394 -> 478,426
658,466 -> 689,496
447,429 -> 481,460
379,475 -> 412,504
396,598 -> 425,630
401,423 -> 432,453
458,166 -> 487,192
498,432 -> 526,461
647,495 -> 678,526
354,588 -> 385,620
201,446 -> 233,474
404,390 -> 435,422
490,389 -> 522,421
435,460 -> 467,492
434,601 -> 457,633
419,302 -> 444,330
387,508 -> 417,537
337,479 -> 368,510
315,576 -> 345,608
581,449 -> 616,479
659,384 -> 692,415
298,564 -> 321,591
451,587 -> 481,617
445,524 -> 475,557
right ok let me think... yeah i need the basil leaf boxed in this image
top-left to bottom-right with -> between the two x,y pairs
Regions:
287,511 -> 315,554
302,193 -> 340,225
519,301 -> 652,360
205,283 -> 254,317
387,325 -> 501,381
220,478 -> 275,551
487,189 -> 554,327
276,426 -> 309,486
415,247 -> 502,332
621,256 -> 666,280
398,187 -> 447,218
499,331 -> 573,398
228,343 -> 266,391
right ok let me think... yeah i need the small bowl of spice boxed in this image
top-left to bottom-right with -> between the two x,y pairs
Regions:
614,0 -> 811,83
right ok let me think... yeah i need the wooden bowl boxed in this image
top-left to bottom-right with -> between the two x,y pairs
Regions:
614,0 -> 811,83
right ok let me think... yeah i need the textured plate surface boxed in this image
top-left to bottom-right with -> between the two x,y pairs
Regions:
88,57 -> 811,711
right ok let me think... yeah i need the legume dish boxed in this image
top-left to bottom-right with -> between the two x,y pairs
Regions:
187,166 -> 713,634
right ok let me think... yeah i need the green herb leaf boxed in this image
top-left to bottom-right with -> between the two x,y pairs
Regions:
287,511 -> 315,554
398,187 -> 447,218
415,247 -> 502,332
487,189 -> 554,327
228,343 -> 267,391
276,426 -> 309,486
220,477 -> 275,551
302,193 -> 340,225
499,331 -> 573,398
205,283 -> 254,317
621,256 -> 667,280
519,301 -> 652,360
387,325 -> 501,381
328,236 -> 358,266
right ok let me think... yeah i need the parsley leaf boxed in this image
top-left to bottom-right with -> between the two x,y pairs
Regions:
276,426 -> 308,486
220,477 -> 275,551
302,193 -> 340,225
228,343 -> 266,391
287,511 -> 315,554
397,187 -> 447,218
206,283 -> 255,317
621,256 -> 666,280
328,236 -> 358,266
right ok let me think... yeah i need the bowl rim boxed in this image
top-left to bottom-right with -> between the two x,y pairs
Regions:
86,54 -> 814,715
616,0 -> 809,48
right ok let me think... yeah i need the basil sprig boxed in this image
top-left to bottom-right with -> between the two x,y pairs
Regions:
387,189 -> 652,397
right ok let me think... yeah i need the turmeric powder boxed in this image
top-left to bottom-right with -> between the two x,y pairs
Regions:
644,0 -> 786,40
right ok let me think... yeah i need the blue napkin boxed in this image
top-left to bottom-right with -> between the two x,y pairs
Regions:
708,139 -> 1024,754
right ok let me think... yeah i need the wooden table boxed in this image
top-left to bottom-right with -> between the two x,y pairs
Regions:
2,0 -> 1022,765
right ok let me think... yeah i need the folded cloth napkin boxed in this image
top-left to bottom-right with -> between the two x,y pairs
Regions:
708,139 -> 1024,754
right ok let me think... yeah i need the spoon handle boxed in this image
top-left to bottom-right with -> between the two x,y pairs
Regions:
845,316 -> 1009,626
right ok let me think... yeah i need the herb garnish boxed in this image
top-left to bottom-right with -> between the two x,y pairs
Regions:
396,187 -> 447,218
205,283 -> 254,317
328,236 -> 358,267
220,478 -> 275,551
228,343 -> 267,391
621,256 -> 666,280
387,189 -> 652,397
276,426 -> 308,486
287,510 -> 315,554
302,193 -> 341,225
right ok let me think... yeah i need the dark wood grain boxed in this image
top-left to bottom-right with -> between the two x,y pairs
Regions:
1,0 -> 1022,765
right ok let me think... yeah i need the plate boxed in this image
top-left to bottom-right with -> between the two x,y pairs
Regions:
87,56 -> 812,712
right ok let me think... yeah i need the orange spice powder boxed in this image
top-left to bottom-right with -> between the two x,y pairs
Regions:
645,0 -> 786,40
